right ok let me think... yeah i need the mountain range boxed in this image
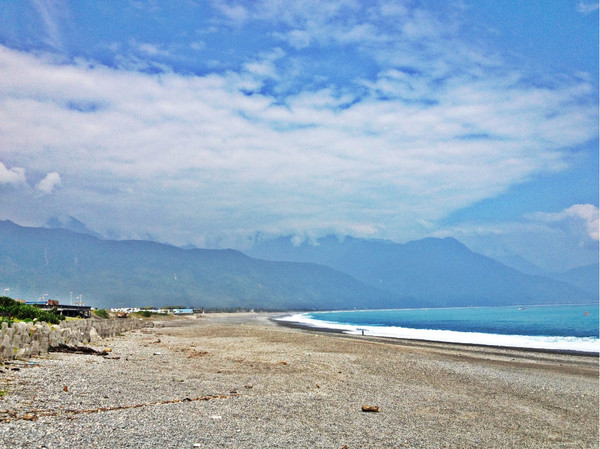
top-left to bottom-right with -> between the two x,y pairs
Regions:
0,220 -> 596,310
0,220 -> 404,310
247,235 -> 597,307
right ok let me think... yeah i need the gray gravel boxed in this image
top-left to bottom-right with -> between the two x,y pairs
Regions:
0,314 -> 598,448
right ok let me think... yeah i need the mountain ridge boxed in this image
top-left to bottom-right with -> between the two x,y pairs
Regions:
247,234 -> 594,307
0,220 -> 409,310
1,221 -> 593,310
547,264 -> 599,297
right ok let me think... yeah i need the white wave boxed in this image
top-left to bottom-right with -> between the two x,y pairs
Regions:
277,313 -> 600,354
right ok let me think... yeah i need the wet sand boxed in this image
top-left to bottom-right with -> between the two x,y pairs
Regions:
1,313 -> 598,448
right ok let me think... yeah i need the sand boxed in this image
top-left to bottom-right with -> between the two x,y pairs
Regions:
0,313 -> 598,448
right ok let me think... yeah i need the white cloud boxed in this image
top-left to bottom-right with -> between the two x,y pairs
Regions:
36,172 -> 61,194
576,1 -> 599,14
242,48 -> 285,80
212,2 -> 249,24
190,41 -> 206,51
32,0 -> 68,51
0,162 -> 26,186
530,204 -> 599,241
283,29 -> 312,49
129,40 -> 172,58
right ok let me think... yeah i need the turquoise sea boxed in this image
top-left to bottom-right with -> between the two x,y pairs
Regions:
279,304 -> 599,353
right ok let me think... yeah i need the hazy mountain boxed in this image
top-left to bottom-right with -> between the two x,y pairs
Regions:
0,220 -> 408,310
3,221 -> 592,310
46,215 -> 104,239
247,235 -> 594,307
491,253 -> 548,276
547,264 -> 599,298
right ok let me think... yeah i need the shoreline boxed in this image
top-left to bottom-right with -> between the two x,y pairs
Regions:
1,313 -> 598,448
272,307 -> 600,356
272,315 -> 600,357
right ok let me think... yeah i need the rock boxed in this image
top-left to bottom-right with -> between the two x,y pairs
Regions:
89,327 -> 100,343
29,340 -> 40,356
361,405 -> 380,413
1,342 -> 14,360
0,317 -> 151,362
16,346 -> 30,358
1,335 -> 11,348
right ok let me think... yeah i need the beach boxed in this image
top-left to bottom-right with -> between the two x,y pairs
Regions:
1,313 -> 598,448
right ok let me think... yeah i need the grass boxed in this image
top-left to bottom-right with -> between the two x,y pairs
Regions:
131,310 -> 170,319
93,309 -> 110,319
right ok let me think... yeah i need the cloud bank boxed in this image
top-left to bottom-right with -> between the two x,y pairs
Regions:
0,38 -> 596,246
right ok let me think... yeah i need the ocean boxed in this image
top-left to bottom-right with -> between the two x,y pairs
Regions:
279,304 -> 600,353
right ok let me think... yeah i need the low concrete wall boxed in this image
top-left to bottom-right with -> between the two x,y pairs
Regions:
0,319 -> 152,361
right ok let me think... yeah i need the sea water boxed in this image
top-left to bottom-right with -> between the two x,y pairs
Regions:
279,304 -> 599,353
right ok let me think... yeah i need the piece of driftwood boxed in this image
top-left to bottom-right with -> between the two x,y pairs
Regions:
0,393 -> 240,422
49,343 -> 109,356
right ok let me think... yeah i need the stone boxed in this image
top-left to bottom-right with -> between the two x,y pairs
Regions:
89,327 -> 100,343
17,346 -> 31,358
30,340 -> 40,356
1,344 -> 13,360
361,405 -> 380,413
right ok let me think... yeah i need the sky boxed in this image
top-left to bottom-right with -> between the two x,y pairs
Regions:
0,0 -> 598,273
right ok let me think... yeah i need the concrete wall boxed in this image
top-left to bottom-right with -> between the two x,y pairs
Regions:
0,318 -> 152,361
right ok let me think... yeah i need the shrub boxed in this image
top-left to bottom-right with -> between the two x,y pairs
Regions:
0,296 -> 65,325
93,309 -> 110,319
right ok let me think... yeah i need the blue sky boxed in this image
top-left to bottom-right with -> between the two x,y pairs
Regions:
0,0 -> 597,272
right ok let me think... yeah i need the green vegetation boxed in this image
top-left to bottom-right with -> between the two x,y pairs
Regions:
132,310 -> 166,318
199,306 -> 289,313
93,308 -> 110,319
0,296 -> 65,325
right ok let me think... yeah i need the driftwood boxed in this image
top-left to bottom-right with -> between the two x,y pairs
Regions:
0,393 -> 240,422
49,343 -> 109,356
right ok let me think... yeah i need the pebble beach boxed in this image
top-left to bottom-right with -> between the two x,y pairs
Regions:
1,313 -> 598,448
